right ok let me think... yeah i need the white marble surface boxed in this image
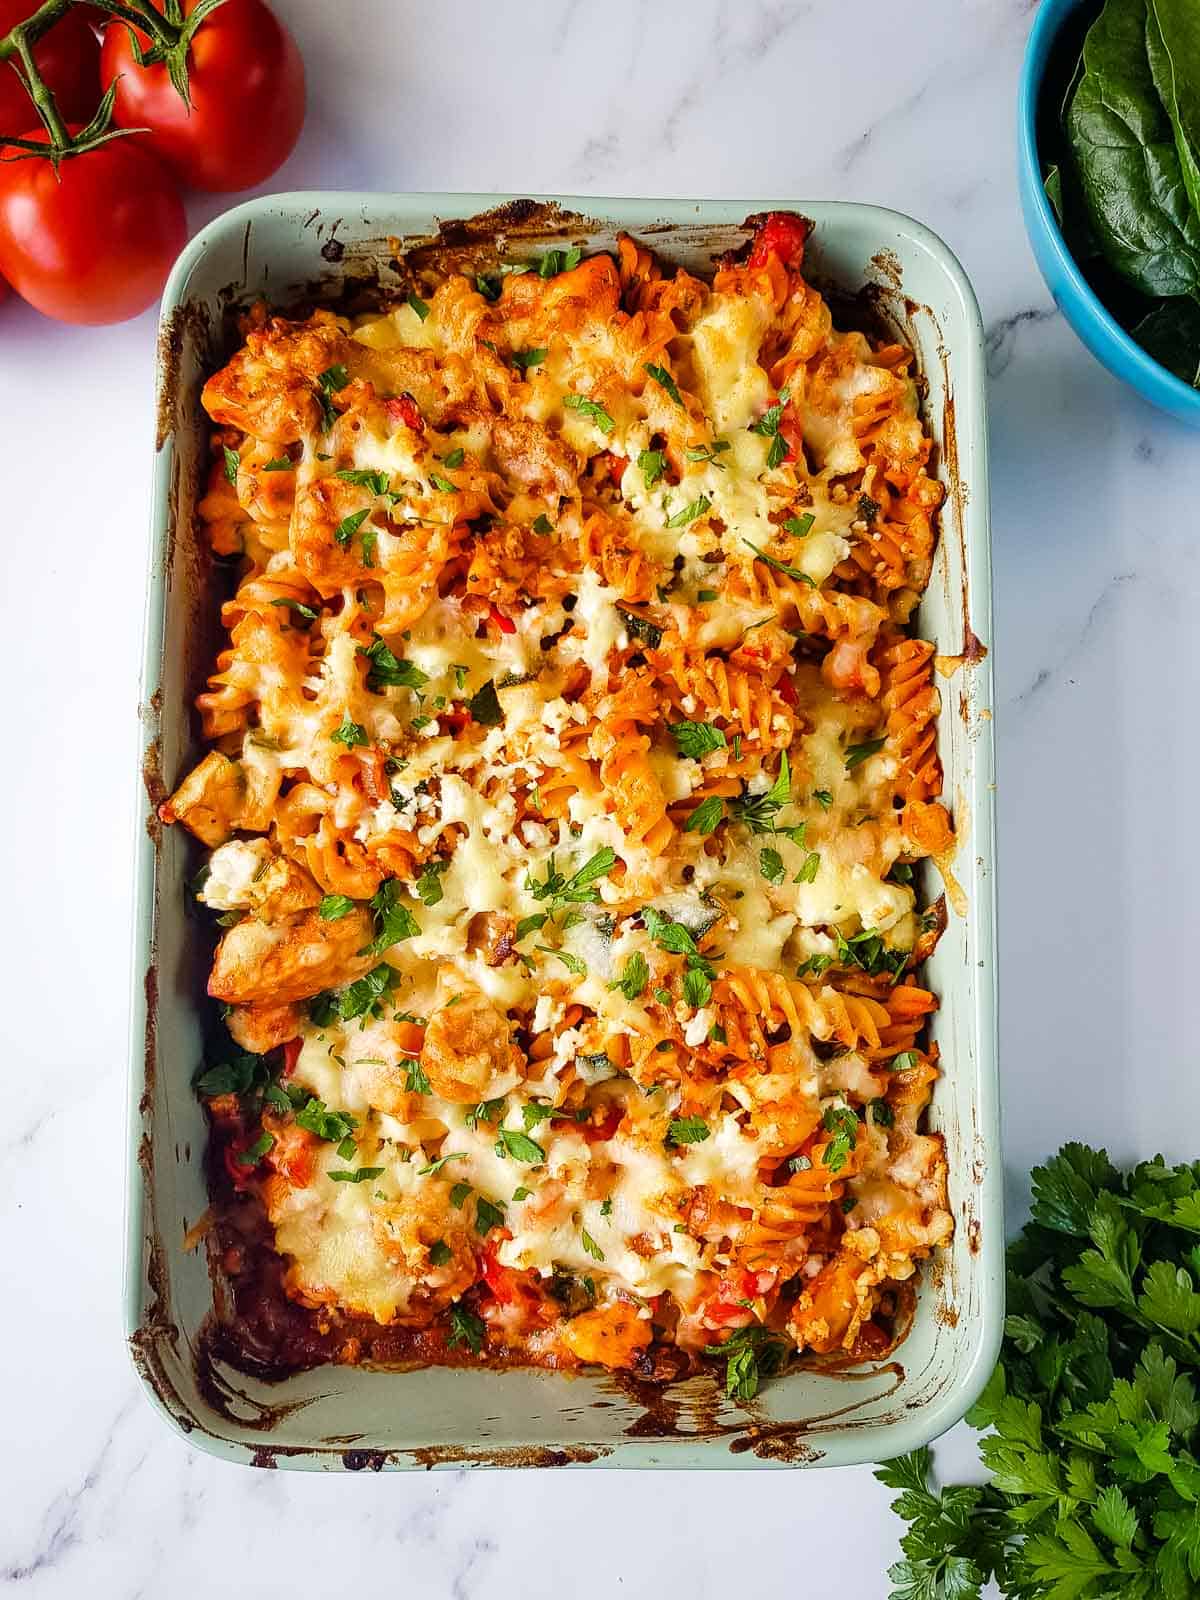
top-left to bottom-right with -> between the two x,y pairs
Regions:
2,0 -> 1199,1592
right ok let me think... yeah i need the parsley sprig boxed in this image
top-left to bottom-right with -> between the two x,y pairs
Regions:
878,1143 -> 1200,1600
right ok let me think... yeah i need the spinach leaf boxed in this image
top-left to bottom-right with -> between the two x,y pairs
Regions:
1132,296 -> 1200,383
1147,0 -> 1200,221
1067,0 -> 1200,298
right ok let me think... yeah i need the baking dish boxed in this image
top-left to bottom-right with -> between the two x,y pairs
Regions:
127,193 -> 1000,1470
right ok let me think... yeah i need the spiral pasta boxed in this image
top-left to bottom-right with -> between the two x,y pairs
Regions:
164,213 -> 956,1386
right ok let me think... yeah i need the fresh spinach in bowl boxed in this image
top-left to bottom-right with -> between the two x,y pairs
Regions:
1044,0 -> 1200,387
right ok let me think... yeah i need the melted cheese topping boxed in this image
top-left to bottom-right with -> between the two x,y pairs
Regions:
175,220 -> 954,1377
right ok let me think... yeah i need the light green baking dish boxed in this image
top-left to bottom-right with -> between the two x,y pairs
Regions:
126,193 -> 1000,1470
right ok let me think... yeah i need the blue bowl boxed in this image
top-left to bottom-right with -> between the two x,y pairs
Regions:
1018,0 -> 1200,424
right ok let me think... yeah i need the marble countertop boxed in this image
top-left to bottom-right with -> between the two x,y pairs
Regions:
3,0 -> 1198,1593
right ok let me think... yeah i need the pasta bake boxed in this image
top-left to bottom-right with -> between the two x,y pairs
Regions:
163,212 -> 956,1397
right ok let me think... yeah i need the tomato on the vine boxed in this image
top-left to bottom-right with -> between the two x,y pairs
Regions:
100,0 -> 305,193
0,128 -> 186,324
0,0 -> 99,133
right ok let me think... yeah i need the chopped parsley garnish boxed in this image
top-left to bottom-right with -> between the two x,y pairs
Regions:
665,494 -> 711,529
682,966 -> 712,1009
610,951 -> 649,1002
638,448 -> 667,488
821,1103 -> 860,1172
795,952 -> 834,979
654,987 -> 673,1005
844,737 -> 886,770
429,471 -> 458,493
687,440 -> 730,467
537,945 -> 587,976
759,847 -> 785,886
261,456 -> 292,472
783,513 -> 815,537
194,1054 -> 267,1098
644,361 -> 683,405
410,714 -> 433,732
667,1116 -> 711,1147
316,363 -> 349,429
465,1098 -> 506,1131
833,927 -> 909,980
329,1166 -> 384,1184
616,606 -> 664,649
869,1098 -> 894,1127
319,894 -> 356,920
271,597 -> 319,622
889,861 -> 914,884
449,1181 -> 471,1208
743,539 -> 814,585
705,1325 -> 790,1401
405,1060 -> 431,1095
475,273 -> 501,302
512,1187 -> 531,1201
748,391 -> 790,470
697,588 -> 719,602
600,1198 -> 614,1218
531,513 -> 554,535
670,720 -> 727,758
361,878 -> 421,956
336,468 -> 390,495
468,678 -> 503,726
891,1051 -> 919,1072
334,508 -> 370,548
730,750 -> 793,833
512,347 -> 548,371
563,393 -> 614,434
526,847 -> 615,912
331,713 -> 369,748
233,1130 -> 275,1167
418,1151 -> 464,1176
447,1305 -> 485,1354
494,1128 -> 546,1164
294,1097 -> 357,1144
813,789 -> 833,810
537,245 -> 582,278
222,445 -> 240,485
794,852 -> 820,883
684,795 -> 724,835
357,635 -> 429,692
475,1196 -> 506,1236
406,290 -> 430,320
581,1228 -> 605,1262
428,1239 -> 452,1266
414,859 -> 449,907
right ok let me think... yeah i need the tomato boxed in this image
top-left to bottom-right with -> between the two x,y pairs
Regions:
0,128 -> 185,324
0,0 -> 100,134
747,211 -> 811,271
100,0 -> 305,192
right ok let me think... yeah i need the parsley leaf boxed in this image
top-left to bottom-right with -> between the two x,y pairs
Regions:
684,795 -> 724,834
820,1103 -> 859,1172
638,448 -> 667,488
223,445 -> 240,485
743,539 -> 815,585
271,597 -> 319,623
665,495 -> 711,529
414,859 -> 449,907
537,944 -> 587,976
581,1227 -> 605,1262
759,847 -> 785,885
318,894 -> 356,920
783,513 -> 815,537
334,508 -> 370,548
670,721 -> 727,758
328,1166 -> 384,1184
475,1196 -> 506,1236
667,1116 -> 710,1147
448,1304 -> 485,1354
495,1128 -> 546,1164
610,951 -> 649,1002
845,737 -> 886,770
336,468 -> 391,495
429,471 -> 457,493
468,679 -> 503,726
512,347 -> 548,371
429,1239 -> 453,1267
362,877 -> 420,956
682,966 -> 712,1009
406,290 -> 430,320
563,393 -> 615,434
357,635 -> 429,692
330,713 -> 369,748
644,361 -> 683,405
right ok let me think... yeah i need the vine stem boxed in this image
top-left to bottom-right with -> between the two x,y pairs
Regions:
0,0 -> 72,62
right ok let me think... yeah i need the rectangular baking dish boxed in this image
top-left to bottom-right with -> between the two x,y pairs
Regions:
126,193 -> 1000,1470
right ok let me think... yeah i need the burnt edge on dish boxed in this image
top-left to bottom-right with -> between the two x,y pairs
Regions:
131,202 -> 987,1467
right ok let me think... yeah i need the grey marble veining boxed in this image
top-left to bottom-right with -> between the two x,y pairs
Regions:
2,1 -> 1197,1593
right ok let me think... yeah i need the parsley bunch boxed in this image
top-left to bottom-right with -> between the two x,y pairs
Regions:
877,1143 -> 1200,1599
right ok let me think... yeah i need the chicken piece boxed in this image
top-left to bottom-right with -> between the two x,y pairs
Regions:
202,311 -> 352,444
419,980 -> 522,1103
490,416 -> 579,498
226,1000 -> 304,1055
161,752 -> 251,847
208,906 -> 375,1006
290,474 -> 375,594
559,1303 -> 653,1369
